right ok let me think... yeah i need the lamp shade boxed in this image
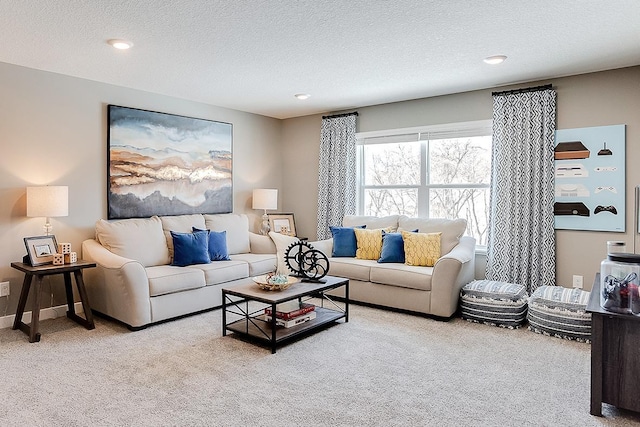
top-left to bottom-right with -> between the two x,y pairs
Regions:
27,186 -> 69,218
252,189 -> 278,211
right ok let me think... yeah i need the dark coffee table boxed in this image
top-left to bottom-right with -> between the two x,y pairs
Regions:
222,275 -> 349,353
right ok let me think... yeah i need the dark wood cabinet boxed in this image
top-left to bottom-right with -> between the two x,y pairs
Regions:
587,274 -> 640,416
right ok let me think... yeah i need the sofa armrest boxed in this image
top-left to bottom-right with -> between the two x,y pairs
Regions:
81,239 -> 152,328
429,236 -> 476,317
249,232 -> 276,254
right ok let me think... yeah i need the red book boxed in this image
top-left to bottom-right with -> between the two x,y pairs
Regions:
264,302 -> 315,320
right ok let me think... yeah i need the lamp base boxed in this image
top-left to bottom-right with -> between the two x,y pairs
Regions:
259,213 -> 270,235
44,220 -> 53,236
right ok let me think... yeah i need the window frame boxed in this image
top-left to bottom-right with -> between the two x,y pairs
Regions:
356,120 -> 492,245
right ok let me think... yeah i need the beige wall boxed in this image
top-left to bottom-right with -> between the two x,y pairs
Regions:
282,66 -> 640,291
0,62 -> 282,316
2,62 -> 638,320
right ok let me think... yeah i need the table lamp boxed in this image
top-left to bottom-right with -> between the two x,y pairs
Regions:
252,189 -> 278,235
27,186 -> 69,235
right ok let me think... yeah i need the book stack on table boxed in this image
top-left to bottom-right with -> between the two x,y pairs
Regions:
264,301 -> 316,328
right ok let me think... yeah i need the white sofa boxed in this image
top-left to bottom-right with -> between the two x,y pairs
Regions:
313,215 -> 476,318
81,213 -> 276,329
82,212 -> 475,329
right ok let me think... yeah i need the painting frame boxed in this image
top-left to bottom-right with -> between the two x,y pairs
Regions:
107,105 -> 233,219
554,124 -> 625,232
268,213 -> 297,236
24,235 -> 58,266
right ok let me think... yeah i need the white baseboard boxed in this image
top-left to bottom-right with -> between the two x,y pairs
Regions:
0,302 -> 84,329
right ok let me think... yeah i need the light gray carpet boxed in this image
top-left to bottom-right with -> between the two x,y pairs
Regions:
1,304 -> 639,426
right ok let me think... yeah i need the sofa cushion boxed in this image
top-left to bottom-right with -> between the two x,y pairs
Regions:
146,265 -> 206,297
268,232 -> 299,275
194,227 -> 231,261
354,228 -> 383,260
398,216 -> 467,256
230,253 -> 277,276
378,230 -> 418,263
402,231 -> 441,267
95,216 -> 170,267
190,260 -> 249,285
328,258 -> 374,282
171,230 -> 211,267
204,214 -> 250,255
378,232 -> 404,263
343,215 -> 400,231
330,225 -> 365,257
370,263 -> 433,291
160,214 -> 207,259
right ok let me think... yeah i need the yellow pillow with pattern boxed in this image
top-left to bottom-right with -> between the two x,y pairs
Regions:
401,231 -> 441,267
354,228 -> 384,260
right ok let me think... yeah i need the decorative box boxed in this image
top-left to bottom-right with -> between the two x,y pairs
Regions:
64,252 -> 78,264
52,253 -> 65,265
58,243 -> 72,254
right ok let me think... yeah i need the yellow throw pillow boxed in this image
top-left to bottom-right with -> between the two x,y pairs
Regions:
401,231 -> 441,267
354,228 -> 384,260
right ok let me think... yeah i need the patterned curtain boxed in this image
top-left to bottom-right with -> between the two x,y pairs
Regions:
316,113 -> 358,239
486,88 -> 557,293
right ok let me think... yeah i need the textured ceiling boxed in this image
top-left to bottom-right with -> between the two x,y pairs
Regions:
0,0 -> 639,119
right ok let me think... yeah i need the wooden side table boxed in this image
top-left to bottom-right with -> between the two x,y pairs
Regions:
10,260 -> 96,343
587,273 -> 640,416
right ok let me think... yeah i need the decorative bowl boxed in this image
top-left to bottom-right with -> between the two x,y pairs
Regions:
252,274 -> 298,291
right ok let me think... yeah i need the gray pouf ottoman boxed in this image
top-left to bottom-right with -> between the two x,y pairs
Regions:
527,285 -> 591,343
460,280 -> 528,328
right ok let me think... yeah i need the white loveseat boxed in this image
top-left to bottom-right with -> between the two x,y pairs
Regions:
81,213 -> 276,329
314,215 -> 476,318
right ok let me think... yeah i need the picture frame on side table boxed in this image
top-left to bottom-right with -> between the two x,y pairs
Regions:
24,235 -> 58,266
267,213 -> 297,236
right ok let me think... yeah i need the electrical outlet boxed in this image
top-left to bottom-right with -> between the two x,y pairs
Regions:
572,275 -> 583,289
0,281 -> 9,297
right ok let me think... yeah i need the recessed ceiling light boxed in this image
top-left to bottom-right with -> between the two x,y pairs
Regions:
483,55 -> 507,65
108,39 -> 133,50
294,93 -> 310,100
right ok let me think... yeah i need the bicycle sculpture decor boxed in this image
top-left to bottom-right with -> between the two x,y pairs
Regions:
283,241 -> 330,283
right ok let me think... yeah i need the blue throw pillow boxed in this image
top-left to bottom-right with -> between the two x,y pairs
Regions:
378,229 -> 419,263
330,225 -> 365,257
193,227 -> 231,261
171,230 -> 211,267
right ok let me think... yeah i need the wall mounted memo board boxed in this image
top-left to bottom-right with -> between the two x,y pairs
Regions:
554,124 -> 625,232
107,105 -> 233,219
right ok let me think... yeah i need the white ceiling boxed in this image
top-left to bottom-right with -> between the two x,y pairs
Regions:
1,1 -> 639,119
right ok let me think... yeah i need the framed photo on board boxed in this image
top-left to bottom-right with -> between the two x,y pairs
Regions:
267,213 -> 296,236
24,235 -> 58,266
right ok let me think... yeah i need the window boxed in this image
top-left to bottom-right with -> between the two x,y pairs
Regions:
356,120 -> 492,246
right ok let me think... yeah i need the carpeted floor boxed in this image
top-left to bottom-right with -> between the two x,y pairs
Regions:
1,304 -> 639,426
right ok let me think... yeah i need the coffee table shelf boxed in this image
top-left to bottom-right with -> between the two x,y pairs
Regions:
222,276 -> 349,353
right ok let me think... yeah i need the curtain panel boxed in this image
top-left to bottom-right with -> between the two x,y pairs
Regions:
316,113 -> 357,239
486,88 -> 557,293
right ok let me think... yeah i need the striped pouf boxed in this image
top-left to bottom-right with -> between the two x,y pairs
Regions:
459,280 -> 528,329
527,285 -> 591,343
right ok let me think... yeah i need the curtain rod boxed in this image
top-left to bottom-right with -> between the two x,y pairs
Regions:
322,111 -> 359,119
492,84 -> 552,97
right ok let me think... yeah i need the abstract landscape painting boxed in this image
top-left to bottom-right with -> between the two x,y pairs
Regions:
108,105 -> 232,219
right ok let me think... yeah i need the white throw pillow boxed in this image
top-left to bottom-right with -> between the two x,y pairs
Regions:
204,214 -> 250,255
268,232 -> 300,275
95,216 -> 170,267
307,238 -> 333,259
